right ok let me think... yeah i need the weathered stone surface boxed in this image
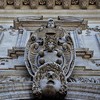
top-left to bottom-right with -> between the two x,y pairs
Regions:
62,0 -> 71,9
46,0 -> 55,9
29,0 -> 39,9
0,0 -> 6,8
0,16 -> 100,99
14,0 -> 22,9
79,0 -> 89,9
0,0 -> 99,9
96,0 -> 100,8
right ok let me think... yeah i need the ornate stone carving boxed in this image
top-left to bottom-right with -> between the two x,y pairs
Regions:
71,0 -> 79,5
89,0 -> 96,5
0,76 -> 31,83
24,19 -> 75,99
29,0 -> 39,9
0,0 -> 100,9
68,77 -> 100,83
55,0 -> 62,5
39,0 -> 46,5
23,0 -> 29,5
7,0 -> 14,5
79,0 -> 89,9
87,26 -> 100,32
62,0 -> 71,9
14,0 -> 22,9
46,0 -> 55,9
96,0 -> 100,8
0,0 -> 6,8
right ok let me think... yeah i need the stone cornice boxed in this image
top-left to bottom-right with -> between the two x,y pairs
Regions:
1,10 -> 100,25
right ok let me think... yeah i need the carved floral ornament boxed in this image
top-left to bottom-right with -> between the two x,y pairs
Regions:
24,18 -> 75,99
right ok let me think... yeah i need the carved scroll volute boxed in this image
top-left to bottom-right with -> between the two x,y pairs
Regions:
79,0 -> 89,9
62,0 -> 71,9
14,0 -> 22,9
29,0 -> 39,9
46,0 -> 55,9
0,0 -> 6,9
96,0 -> 100,9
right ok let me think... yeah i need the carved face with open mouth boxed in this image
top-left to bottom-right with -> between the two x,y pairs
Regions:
39,71 -> 65,99
40,71 -> 62,91
32,63 -> 66,99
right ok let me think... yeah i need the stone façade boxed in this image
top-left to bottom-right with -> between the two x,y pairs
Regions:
0,16 -> 100,100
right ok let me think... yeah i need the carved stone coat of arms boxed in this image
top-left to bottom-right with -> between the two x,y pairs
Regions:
24,18 -> 75,99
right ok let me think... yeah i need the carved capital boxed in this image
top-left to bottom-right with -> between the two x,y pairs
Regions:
79,0 -> 89,9
46,0 -> 55,9
62,0 -> 71,9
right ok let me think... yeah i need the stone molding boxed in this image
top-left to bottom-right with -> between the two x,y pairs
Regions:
0,0 -> 99,9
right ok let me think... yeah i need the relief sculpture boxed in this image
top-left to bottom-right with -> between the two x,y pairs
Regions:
24,18 -> 75,99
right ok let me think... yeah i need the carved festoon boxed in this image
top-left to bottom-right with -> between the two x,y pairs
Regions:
24,18 -> 75,99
